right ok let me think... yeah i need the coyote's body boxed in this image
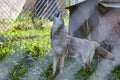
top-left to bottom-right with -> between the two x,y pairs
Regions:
51,13 -> 114,75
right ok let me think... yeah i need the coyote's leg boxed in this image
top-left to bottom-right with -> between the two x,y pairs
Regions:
53,55 -> 59,76
85,50 -> 95,70
85,61 -> 92,71
60,54 -> 66,73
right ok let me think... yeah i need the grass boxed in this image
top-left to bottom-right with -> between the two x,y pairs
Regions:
0,11 -> 51,59
0,11 -> 120,80
0,12 -> 51,79
0,27 -> 51,60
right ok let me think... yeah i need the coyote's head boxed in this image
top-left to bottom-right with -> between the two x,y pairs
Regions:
51,12 -> 67,36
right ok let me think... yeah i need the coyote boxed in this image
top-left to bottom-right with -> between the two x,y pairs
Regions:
51,12 -> 114,76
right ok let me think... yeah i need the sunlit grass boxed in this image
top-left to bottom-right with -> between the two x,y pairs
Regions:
0,10 -> 119,80
0,12 -> 53,79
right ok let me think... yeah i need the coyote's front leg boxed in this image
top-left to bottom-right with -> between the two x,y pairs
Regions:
60,54 -> 66,74
53,54 -> 59,76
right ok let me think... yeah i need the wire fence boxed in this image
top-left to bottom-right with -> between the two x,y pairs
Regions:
0,0 -> 66,20
32,0 -> 66,20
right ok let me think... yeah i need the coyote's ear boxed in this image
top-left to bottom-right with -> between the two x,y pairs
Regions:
58,11 -> 62,19
56,11 -> 59,17
52,16 -> 57,22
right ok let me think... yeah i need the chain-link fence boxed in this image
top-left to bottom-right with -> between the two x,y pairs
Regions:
0,0 -> 66,20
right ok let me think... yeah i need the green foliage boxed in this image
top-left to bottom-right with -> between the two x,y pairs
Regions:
109,66 -> 120,80
0,28 -> 50,59
0,9 -> 120,80
66,0 -> 71,6
8,64 -> 29,80
0,10 -> 51,79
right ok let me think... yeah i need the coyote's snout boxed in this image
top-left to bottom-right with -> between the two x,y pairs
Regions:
51,12 -> 114,76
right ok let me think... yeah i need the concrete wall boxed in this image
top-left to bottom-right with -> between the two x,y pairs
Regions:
70,0 -> 85,5
100,0 -> 120,2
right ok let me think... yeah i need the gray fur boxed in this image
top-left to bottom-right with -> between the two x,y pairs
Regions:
51,14 -> 114,76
